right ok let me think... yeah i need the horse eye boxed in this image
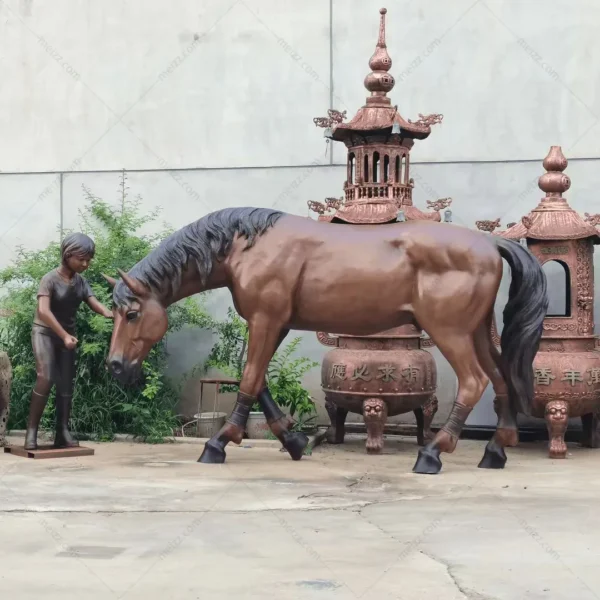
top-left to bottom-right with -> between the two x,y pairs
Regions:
126,311 -> 139,322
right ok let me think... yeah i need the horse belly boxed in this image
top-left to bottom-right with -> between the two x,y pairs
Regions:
290,280 -> 412,336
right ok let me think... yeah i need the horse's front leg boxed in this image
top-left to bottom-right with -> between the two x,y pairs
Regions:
199,315 -> 285,464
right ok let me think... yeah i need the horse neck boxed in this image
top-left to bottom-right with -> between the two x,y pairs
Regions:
165,259 -> 228,305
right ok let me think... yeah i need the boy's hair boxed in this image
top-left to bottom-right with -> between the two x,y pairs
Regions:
61,233 -> 95,261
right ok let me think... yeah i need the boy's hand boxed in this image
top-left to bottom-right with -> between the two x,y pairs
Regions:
86,296 -> 114,319
62,334 -> 78,350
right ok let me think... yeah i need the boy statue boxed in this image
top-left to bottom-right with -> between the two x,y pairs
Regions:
25,233 -> 113,450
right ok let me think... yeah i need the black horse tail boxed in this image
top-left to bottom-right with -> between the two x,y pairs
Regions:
495,237 -> 548,416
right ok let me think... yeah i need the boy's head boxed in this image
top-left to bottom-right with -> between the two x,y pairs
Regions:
61,233 -> 95,274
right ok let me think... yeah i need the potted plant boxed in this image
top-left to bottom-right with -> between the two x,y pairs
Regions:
205,309 -> 318,439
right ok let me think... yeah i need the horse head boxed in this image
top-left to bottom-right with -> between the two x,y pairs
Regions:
103,270 -> 168,385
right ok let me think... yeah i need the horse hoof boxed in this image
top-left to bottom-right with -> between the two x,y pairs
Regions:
478,445 -> 507,469
198,442 -> 226,464
282,431 -> 309,461
412,446 -> 442,475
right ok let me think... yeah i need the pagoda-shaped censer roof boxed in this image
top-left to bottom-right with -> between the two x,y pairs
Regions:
309,7 -> 448,226
329,9 -> 438,144
499,146 -> 600,243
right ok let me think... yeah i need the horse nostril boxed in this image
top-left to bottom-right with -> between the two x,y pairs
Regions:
110,360 -> 123,375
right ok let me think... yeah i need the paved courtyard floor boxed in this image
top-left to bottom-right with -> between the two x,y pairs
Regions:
1,434 -> 599,599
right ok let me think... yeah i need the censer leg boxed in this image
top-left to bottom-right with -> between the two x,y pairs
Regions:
363,398 -> 387,454
581,412 -> 600,448
415,396 -> 438,446
414,407 -> 425,446
545,400 -> 568,459
325,397 -> 348,444
422,395 -> 438,444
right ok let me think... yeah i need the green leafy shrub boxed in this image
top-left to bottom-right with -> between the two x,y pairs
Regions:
267,337 -> 319,430
205,308 -> 319,429
0,173 -> 213,442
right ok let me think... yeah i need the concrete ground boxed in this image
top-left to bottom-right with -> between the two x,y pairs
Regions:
1,434 -> 599,600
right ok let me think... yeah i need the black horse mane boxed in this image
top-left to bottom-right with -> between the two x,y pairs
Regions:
113,207 -> 284,305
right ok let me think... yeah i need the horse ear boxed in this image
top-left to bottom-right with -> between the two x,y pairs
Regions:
102,273 -> 117,288
117,269 -> 148,298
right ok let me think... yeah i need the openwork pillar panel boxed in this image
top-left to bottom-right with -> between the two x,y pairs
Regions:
344,145 -> 412,204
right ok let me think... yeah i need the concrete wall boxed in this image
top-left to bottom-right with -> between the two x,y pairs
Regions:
2,0 -> 600,429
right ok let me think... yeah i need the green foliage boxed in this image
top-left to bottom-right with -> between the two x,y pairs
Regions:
0,173 -> 214,442
205,308 -> 318,426
204,309 -> 248,386
267,337 -> 319,421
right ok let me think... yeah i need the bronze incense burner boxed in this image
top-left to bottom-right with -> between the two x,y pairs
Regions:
317,327 -> 438,453
481,146 -> 600,458
309,8 -> 450,454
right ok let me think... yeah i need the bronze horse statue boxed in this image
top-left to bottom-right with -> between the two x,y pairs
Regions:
103,207 -> 548,474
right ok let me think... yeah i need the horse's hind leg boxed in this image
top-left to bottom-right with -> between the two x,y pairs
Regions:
476,318 -> 519,469
199,316 -> 285,464
413,330 -> 489,475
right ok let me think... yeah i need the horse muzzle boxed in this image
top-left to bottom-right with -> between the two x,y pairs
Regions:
107,356 -> 141,385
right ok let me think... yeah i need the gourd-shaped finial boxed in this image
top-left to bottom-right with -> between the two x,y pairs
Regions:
538,146 -> 571,197
364,8 -> 395,99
